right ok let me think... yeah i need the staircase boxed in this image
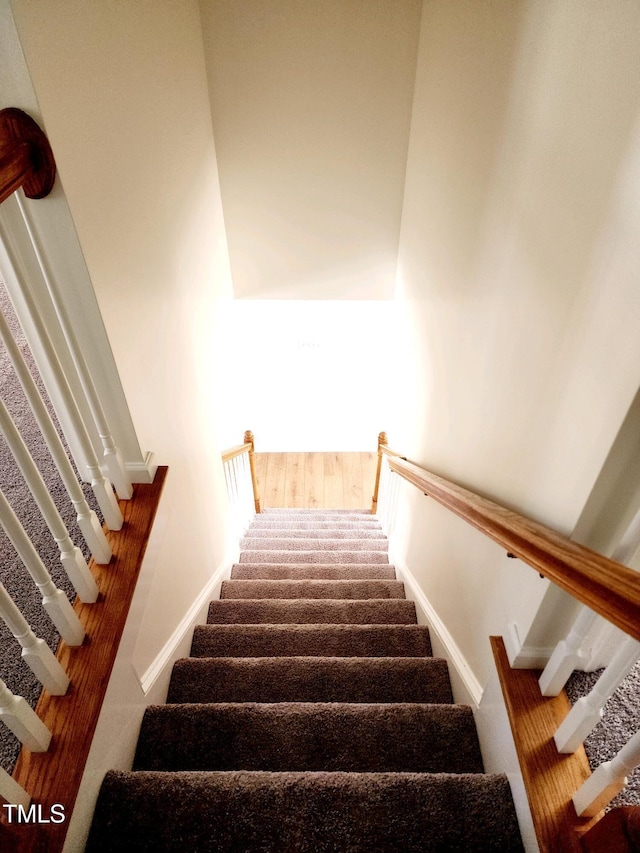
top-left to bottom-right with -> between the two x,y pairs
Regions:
87,509 -> 524,851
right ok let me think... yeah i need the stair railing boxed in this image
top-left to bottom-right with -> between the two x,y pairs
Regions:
0,109 -> 135,810
221,430 -> 261,542
372,433 -> 640,851
371,431 -> 403,536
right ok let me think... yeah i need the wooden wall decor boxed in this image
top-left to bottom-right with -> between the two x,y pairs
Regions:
0,108 -> 56,205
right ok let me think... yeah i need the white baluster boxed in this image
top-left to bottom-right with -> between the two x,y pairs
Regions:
573,729 -> 640,816
540,504 -> 640,696
0,677 -> 51,752
231,456 -> 240,536
555,636 -> 640,753
0,233 -> 123,533
539,608 -> 598,696
0,767 -> 30,808
0,487 -> 84,646
244,453 -> 254,527
0,309 -> 114,557
0,583 -> 69,695
15,195 -> 133,500
0,399 -> 98,602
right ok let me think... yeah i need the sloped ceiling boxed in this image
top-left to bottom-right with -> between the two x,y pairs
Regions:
199,0 -> 422,299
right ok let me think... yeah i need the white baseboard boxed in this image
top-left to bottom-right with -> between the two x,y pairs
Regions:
503,622 -> 554,669
125,452 -> 158,484
135,554 -> 232,694
392,553 -> 484,707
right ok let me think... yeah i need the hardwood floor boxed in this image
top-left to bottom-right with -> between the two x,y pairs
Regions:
254,452 -> 377,510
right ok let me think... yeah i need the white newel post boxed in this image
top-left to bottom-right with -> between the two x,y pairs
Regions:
555,636 -> 640,754
0,583 -> 69,695
16,195 -> 133,500
0,226 -> 123,533
0,398 -> 99,603
539,502 -> 640,696
0,487 -> 84,646
0,677 -> 51,752
573,729 -> 640,816
539,607 -> 599,696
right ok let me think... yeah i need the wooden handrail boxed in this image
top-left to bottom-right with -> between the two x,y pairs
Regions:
220,431 -> 261,514
0,109 -> 56,204
384,453 -> 640,641
244,430 -> 261,514
221,442 -> 252,463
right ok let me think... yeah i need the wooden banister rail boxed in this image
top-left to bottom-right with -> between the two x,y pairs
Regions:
384,453 -> 640,641
221,442 -> 252,463
221,430 -> 261,514
0,109 -> 56,205
371,432 -> 407,513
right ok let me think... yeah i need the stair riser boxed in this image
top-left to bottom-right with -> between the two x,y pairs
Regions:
88,771 -> 525,853
134,703 -> 483,774
167,657 -> 453,704
191,625 -> 432,658
239,551 -> 390,564
220,580 -> 405,600
241,539 -> 389,551
243,529 -> 387,539
231,564 -> 397,580
207,599 -> 418,624
247,520 -> 384,530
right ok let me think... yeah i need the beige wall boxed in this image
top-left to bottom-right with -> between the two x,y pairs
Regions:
391,0 -> 640,685
10,0 -> 235,673
199,0 -> 422,299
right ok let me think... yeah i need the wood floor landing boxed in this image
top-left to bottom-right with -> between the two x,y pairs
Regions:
254,452 -> 377,510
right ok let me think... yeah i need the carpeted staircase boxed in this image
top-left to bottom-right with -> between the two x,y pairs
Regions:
87,509 -> 524,851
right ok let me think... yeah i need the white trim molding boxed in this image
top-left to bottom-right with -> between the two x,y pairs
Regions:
392,552 -> 484,707
125,453 -> 158,485
503,622 -> 555,670
133,554 -> 233,695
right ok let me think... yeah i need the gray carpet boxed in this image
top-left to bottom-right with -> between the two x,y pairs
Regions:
88,509 -> 524,850
88,770 -> 524,853
566,660 -> 640,808
0,278 -> 103,773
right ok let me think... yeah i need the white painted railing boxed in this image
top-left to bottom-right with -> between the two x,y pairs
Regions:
15,195 -> 133,502
0,582 -> 69,695
536,503 -> 640,814
0,108 -> 144,813
221,430 -> 261,544
0,397 -> 98,603
0,229 -> 124,532
0,676 -> 51,753
375,450 -> 401,538
371,431 -> 401,537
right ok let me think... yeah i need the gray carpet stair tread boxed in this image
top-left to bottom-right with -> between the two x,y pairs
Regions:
239,549 -> 390,564
243,528 -> 387,539
191,624 -> 432,658
220,579 -> 405,599
167,657 -> 453,704
207,598 -> 417,624
231,563 -> 397,579
247,519 -> 384,530
87,770 -> 524,853
134,702 -> 483,773
240,537 -> 389,551
261,509 -> 374,516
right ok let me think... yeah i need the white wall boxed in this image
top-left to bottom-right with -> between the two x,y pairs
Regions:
198,0 -> 422,300
215,299 -> 408,452
10,0 -> 235,676
391,0 -> 640,687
